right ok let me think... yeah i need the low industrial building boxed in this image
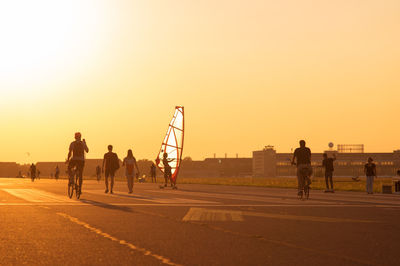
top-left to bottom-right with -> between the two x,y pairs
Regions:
253,145 -> 400,177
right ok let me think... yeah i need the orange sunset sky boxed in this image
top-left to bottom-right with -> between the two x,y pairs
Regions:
0,0 -> 399,164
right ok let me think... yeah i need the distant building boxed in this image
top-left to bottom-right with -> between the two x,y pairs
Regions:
0,162 -> 19,177
253,146 -> 400,177
180,157 -> 252,178
253,146 -> 276,177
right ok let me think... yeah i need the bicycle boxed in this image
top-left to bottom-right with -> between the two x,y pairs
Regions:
292,162 -> 311,200
299,166 -> 311,200
68,166 -> 81,199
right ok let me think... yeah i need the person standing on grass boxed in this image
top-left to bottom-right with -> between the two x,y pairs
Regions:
122,149 -> 139,194
102,145 -> 120,194
364,157 -> 377,194
150,163 -> 157,183
322,153 -> 336,193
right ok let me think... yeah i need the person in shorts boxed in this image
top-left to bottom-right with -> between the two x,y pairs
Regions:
102,145 -> 119,194
67,132 -> 89,194
292,140 -> 312,197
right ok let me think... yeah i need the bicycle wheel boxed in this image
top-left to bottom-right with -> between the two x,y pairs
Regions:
68,180 -> 74,198
75,185 -> 81,199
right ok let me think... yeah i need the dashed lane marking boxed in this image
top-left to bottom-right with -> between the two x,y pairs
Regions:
56,212 -> 181,266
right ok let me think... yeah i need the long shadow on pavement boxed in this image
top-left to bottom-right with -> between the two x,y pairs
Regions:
79,199 -> 133,213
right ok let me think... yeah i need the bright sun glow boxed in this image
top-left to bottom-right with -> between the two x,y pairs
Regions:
0,0 -> 106,90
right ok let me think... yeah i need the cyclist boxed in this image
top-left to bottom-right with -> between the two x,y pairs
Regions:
66,132 -> 89,195
291,140 -> 312,197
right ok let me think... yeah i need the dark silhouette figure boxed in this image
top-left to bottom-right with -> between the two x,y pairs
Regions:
55,166 -> 60,180
102,145 -> 119,194
292,140 -> 312,197
364,157 -> 377,194
162,153 -> 174,188
96,165 -> 101,182
122,149 -> 139,193
150,163 -> 157,183
30,164 -> 36,182
322,153 -> 336,192
67,132 -> 89,194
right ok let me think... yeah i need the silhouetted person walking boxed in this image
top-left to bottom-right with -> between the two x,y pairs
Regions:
55,166 -> 60,180
322,153 -> 336,192
292,140 -> 312,197
102,145 -> 119,194
150,163 -> 157,183
30,163 -> 36,182
122,149 -> 139,193
96,165 -> 101,182
67,132 -> 89,194
364,157 -> 377,194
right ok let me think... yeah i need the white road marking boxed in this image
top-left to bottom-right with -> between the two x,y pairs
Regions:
85,190 -> 219,204
0,202 -> 399,208
148,189 -> 400,206
147,189 -> 331,204
2,189 -> 76,203
183,208 -> 243,222
182,208 -> 376,223
57,212 -> 181,266
242,211 -> 377,223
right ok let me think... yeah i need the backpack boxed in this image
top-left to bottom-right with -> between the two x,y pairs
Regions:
113,153 -> 120,171
73,141 -> 85,157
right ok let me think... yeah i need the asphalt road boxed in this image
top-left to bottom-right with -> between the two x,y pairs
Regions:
1,178 -> 399,266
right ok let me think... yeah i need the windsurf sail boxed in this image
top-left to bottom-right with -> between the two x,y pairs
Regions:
156,106 -> 185,182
